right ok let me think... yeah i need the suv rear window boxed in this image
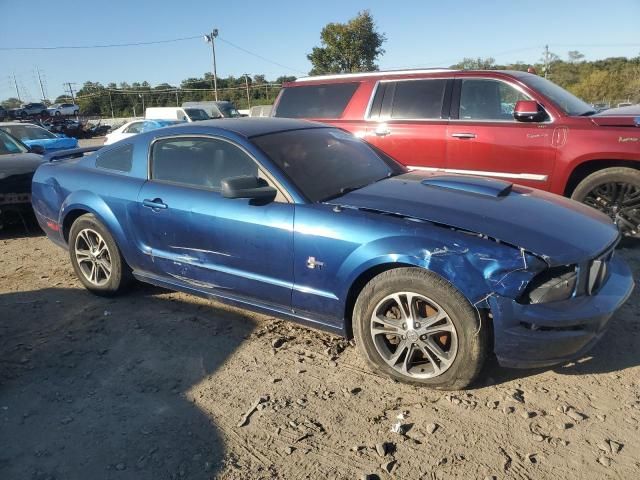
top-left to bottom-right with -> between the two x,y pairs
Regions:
369,79 -> 447,120
274,83 -> 359,119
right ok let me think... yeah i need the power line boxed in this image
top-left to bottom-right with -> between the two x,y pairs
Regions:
216,36 -> 306,74
0,35 -> 202,51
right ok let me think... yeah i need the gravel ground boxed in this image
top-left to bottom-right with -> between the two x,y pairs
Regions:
1,221 -> 639,480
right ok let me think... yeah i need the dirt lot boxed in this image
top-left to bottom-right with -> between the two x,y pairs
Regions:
1,221 -> 639,480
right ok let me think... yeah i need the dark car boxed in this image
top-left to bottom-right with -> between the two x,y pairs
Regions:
273,69 -> 640,237
16,102 -> 49,118
0,129 -> 45,226
0,105 -> 7,121
31,118 -> 633,389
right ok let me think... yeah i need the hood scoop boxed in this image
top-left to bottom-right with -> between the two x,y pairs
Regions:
421,175 -> 513,198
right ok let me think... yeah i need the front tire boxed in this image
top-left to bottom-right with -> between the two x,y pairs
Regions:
69,214 -> 131,295
353,268 -> 488,390
571,167 -> 640,238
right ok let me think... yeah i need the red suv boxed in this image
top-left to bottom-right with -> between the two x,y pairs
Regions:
273,69 -> 640,237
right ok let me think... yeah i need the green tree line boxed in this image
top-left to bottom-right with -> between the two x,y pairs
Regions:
451,53 -> 640,105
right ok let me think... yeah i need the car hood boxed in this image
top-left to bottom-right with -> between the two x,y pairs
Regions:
328,173 -> 619,265
590,105 -> 640,127
22,137 -> 78,151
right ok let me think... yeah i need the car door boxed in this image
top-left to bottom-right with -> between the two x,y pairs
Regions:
363,78 -> 452,169
135,135 -> 294,309
445,77 -> 555,190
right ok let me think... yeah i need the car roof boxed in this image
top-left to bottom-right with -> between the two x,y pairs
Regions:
289,68 -> 538,84
167,117 -> 329,138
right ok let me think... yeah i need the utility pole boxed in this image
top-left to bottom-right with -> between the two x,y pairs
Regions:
175,88 -> 179,106
64,82 -> 76,103
36,67 -> 47,102
139,93 -> 145,114
12,73 -> 21,101
108,91 -> 114,118
243,74 -> 251,109
544,44 -> 549,79
204,29 -> 219,101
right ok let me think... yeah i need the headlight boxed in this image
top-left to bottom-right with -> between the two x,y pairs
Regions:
519,266 -> 577,304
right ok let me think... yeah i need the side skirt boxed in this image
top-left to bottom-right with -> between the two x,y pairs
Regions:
133,271 -> 346,337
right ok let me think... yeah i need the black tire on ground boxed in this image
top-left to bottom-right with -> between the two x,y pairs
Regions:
40,110 -> 47,116
55,111 -> 61,116
353,267 -> 489,390
74,110 -> 79,116
570,167 -> 640,237
68,213 -> 132,296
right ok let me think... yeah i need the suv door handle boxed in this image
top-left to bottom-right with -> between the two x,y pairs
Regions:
451,132 -> 476,139
142,198 -> 168,210
374,125 -> 391,137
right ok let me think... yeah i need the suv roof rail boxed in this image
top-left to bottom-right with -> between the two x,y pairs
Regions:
294,68 -> 456,83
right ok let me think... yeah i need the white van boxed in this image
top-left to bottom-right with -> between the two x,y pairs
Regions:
145,107 -> 209,122
181,101 -> 241,119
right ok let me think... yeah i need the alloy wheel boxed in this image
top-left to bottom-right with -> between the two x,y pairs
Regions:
583,181 -> 640,236
74,228 -> 112,286
370,291 -> 458,379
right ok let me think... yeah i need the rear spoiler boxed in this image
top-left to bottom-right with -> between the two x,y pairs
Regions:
44,146 -> 103,162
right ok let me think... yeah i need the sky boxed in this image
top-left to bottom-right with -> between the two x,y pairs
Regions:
1,0 -> 639,101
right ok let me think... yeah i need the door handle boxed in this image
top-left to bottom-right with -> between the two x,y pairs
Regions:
451,132 -> 476,139
374,125 -> 391,137
142,198 -> 168,210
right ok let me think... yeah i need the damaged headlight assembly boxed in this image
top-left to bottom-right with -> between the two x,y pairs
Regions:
520,248 -> 613,305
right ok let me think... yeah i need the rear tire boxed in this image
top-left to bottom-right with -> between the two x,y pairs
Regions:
571,167 -> 640,237
353,267 -> 489,390
68,213 -> 132,296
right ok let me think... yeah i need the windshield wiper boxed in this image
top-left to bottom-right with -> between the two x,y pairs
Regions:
321,184 -> 370,202
579,110 -> 597,116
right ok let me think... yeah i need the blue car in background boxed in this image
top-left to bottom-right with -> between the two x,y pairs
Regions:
31,118 -> 634,389
0,122 -> 78,152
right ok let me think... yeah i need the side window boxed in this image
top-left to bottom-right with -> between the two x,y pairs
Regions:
124,122 -> 143,134
390,79 -> 447,119
459,79 -> 530,121
274,83 -> 359,119
95,144 -> 133,172
151,137 -> 259,190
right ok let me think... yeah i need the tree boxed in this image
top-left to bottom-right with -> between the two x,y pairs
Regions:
568,50 -> 585,63
1,98 -> 22,108
451,57 -> 496,70
307,10 -> 386,75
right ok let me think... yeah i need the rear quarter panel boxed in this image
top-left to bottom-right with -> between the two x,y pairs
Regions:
31,152 -> 146,268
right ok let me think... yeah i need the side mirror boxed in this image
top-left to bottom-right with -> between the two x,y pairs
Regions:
29,144 -> 45,155
514,100 -> 547,122
221,175 -> 277,202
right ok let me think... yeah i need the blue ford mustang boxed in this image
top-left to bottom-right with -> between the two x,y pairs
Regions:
31,118 -> 634,389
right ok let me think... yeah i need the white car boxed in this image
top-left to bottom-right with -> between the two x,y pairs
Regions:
47,103 -> 80,116
103,119 -> 184,145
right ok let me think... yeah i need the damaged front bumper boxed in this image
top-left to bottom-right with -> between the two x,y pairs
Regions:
489,255 -> 634,369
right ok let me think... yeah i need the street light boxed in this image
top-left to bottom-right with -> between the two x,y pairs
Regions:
243,73 -> 251,109
203,29 -> 219,101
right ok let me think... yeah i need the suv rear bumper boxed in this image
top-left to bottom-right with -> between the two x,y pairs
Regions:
489,255 -> 634,369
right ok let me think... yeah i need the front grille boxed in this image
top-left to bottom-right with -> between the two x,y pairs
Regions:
586,247 -> 614,295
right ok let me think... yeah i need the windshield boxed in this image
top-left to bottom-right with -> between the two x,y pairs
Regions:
184,108 -> 210,121
0,130 -> 29,155
219,105 -> 241,118
518,74 -> 594,116
1,124 -> 56,140
252,128 -> 405,202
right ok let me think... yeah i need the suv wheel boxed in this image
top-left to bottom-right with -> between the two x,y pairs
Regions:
571,167 -> 640,237
69,213 -> 132,295
55,111 -> 61,116
353,268 -> 488,389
